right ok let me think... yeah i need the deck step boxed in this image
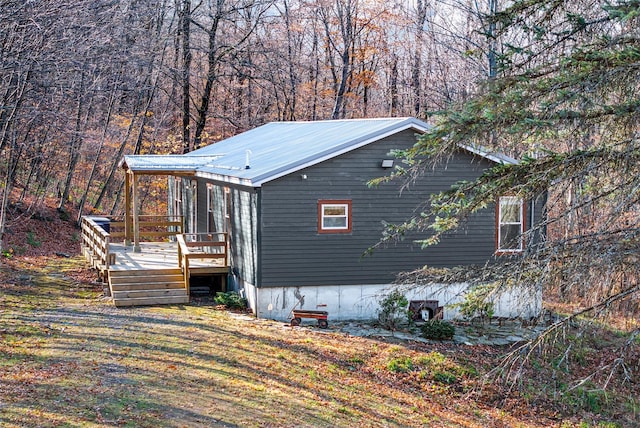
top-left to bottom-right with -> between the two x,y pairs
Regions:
112,289 -> 188,299
110,275 -> 184,285
111,282 -> 185,291
109,268 -> 183,277
109,268 -> 188,307
113,295 -> 190,307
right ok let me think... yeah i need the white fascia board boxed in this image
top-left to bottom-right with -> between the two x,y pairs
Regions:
195,171 -> 254,187
459,144 -> 519,165
251,122 -> 429,187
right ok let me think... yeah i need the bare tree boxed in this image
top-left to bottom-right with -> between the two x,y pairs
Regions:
0,0 -> 523,250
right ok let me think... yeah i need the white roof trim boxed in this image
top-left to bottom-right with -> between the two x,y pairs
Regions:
459,144 -> 519,165
195,171 -> 253,187
122,155 -> 223,172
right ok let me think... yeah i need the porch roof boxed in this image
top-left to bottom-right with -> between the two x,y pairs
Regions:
121,155 -> 222,174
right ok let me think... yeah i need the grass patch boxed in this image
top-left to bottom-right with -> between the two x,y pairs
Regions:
0,256 -> 638,427
387,356 -> 413,373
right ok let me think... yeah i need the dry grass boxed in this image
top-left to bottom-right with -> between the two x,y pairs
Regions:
1,192 -> 638,427
0,256 -> 559,428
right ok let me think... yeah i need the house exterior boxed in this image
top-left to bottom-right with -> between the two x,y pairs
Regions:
123,117 -> 544,321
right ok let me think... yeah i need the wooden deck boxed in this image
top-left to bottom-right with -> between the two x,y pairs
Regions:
81,216 -> 229,307
108,241 -> 228,274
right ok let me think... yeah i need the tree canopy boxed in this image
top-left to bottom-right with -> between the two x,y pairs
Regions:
387,0 -> 640,382
0,0 -> 500,246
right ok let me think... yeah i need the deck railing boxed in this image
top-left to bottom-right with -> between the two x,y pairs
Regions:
176,232 -> 229,294
81,216 -> 113,269
108,215 -> 183,242
81,215 -> 184,269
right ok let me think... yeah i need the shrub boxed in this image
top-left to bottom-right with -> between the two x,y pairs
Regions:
420,319 -> 455,341
457,284 -> 495,321
377,290 -> 410,331
387,356 -> 414,373
26,231 -> 41,248
213,291 -> 247,309
433,371 -> 458,384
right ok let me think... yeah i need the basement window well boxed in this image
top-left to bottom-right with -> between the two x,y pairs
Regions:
409,300 -> 443,321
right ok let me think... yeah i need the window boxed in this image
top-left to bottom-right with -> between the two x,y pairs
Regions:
318,200 -> 352,233
174,177 -> 183,218
497,196 -> 524,253
188,179 -> 197,233
223,187 -> 231,233
206,184 -> 215,233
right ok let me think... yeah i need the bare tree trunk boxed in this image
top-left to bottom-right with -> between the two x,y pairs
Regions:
320,0 -> 357,120
0,125 -> 23,251
0,148 -> 14,253
487,0 -> 498,79
92,98 -> 142,211
310,15 -> 320,121
193,3 -> 223,150
179,0 -> 192,153
389,55 -> 398,116
192,1 -> 272,148
283,0 -> 297,121
76,86 -> 117,224
411,0 -> 428,116
331,40 -> 352,119
58,71 -> 93,211
109,179 -> 124,216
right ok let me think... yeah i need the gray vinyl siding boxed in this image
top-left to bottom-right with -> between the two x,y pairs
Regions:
195,179 -> 258,285
258,130 -> 502,287
229,188 -> 258,285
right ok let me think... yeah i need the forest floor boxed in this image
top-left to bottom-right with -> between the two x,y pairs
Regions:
0,201 -> 638,427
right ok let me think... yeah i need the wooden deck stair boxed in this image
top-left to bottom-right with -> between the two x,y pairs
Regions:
109,268 -> 189,307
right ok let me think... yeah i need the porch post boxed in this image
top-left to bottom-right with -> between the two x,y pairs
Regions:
132,172 -> 141,253
124,170 -> 132,246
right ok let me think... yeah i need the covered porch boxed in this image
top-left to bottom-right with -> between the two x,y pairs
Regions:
81,154 -> 229,306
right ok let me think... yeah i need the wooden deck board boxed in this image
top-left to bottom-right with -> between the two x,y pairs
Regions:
108,242 -> 227,273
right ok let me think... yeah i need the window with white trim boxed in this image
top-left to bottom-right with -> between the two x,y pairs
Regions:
188,179 -> 197,233
318,200 -> 352,233
497,196 -> 524,252
174,177 -> 183,218
206,184 -> 215,233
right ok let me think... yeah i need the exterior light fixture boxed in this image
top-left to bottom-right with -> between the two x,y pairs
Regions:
381,159 -> 394,168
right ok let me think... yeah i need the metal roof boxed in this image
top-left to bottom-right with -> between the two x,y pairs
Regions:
122,155 -> 222,173
122,117 -> 517,185
189,117 -> 430,186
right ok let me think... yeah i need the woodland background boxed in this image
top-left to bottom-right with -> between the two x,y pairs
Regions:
4,0 -> 640,327
0,0 -> 498,241
3,2 -> 640,423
